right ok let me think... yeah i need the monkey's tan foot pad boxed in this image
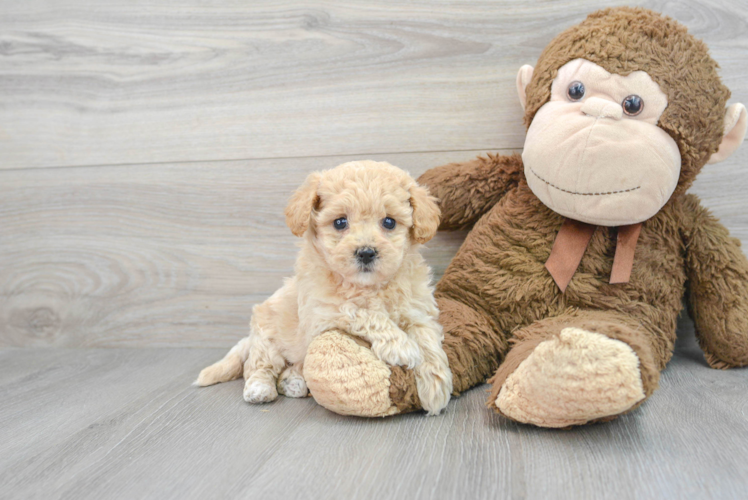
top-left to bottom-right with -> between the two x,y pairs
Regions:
304,331 -> 400,417
495,327 -> 645,428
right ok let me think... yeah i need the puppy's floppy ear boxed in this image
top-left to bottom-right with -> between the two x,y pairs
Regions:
285,172 -> 321,237
409,183 -> 440,244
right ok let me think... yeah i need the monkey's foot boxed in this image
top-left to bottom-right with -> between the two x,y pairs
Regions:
304,330 -> 423,417
493,327 -> 645,428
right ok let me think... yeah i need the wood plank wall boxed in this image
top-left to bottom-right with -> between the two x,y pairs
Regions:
2,0 -> 747,347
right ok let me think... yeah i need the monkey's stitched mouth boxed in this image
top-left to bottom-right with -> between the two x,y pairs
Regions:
528,166 -> 641,196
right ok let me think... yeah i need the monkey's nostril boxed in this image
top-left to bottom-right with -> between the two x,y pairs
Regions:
355,247 -> 378,265
580,97 -> 623,120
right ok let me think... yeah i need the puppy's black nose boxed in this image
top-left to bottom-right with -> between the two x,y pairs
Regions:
355,247 -> 378,265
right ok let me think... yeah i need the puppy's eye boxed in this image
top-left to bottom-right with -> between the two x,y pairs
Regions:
622,95 -> 644,116
567,81 -> 585,101
333,217 -> 348,231
381,217 -> 396,230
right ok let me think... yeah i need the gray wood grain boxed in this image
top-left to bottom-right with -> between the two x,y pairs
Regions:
1,317 -> 746,500
0,150 -> 477,348
1,0 -> 747,169
1,147 -> 746,348
2,0 -> 747,349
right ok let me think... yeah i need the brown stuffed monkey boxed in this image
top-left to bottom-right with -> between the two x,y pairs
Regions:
302,7 -> 748,427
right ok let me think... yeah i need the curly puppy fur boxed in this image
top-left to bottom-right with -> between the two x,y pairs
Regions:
195,161 -> 452,415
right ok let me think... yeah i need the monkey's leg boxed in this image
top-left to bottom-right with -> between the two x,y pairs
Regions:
487,310 -> 662,428
304,297 -> 507,416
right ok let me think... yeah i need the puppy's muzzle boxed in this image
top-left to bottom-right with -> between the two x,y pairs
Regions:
355,247 -> 378,267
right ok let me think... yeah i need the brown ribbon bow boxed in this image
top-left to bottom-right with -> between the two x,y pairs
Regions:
545,219 -> 643,293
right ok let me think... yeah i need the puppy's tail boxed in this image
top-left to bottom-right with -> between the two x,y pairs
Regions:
194,336 -> 251,387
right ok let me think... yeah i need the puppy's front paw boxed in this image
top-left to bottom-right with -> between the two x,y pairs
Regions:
371,336 -> 423,369
243,380 -> 278,404
416,361 -> 453,416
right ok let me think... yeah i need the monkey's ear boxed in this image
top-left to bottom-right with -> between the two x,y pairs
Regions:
409,184 -> 440,244
516,65 -> 534,111
285,172 -> 321,237
708,103 -> 747,164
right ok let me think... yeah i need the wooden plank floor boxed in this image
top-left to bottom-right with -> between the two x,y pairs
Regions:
1,316 -> 747,500
2,0 -> 748,498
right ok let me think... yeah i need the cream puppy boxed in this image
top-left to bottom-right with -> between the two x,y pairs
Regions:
195,160 -> 453,415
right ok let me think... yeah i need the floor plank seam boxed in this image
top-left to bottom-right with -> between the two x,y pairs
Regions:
0,147 -> 522,173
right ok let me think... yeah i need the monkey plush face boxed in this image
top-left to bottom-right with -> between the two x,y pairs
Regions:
522,59 -> 680,226
515,7 -> 748,227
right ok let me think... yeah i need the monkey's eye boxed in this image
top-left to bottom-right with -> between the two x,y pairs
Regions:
333,217 -> 348,231
382,217 -> 396,230
622,95 -> 644,116
567,81 -> 585,101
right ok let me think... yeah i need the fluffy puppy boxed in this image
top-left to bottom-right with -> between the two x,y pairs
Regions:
195,160 -> 453,415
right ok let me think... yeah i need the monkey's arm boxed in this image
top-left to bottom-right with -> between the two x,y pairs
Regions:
682,194 -> 748,368
417,153 -> 523,230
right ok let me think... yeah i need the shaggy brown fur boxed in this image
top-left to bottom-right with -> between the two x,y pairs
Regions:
381,7 -> 748,422
524,7 -> 731,196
